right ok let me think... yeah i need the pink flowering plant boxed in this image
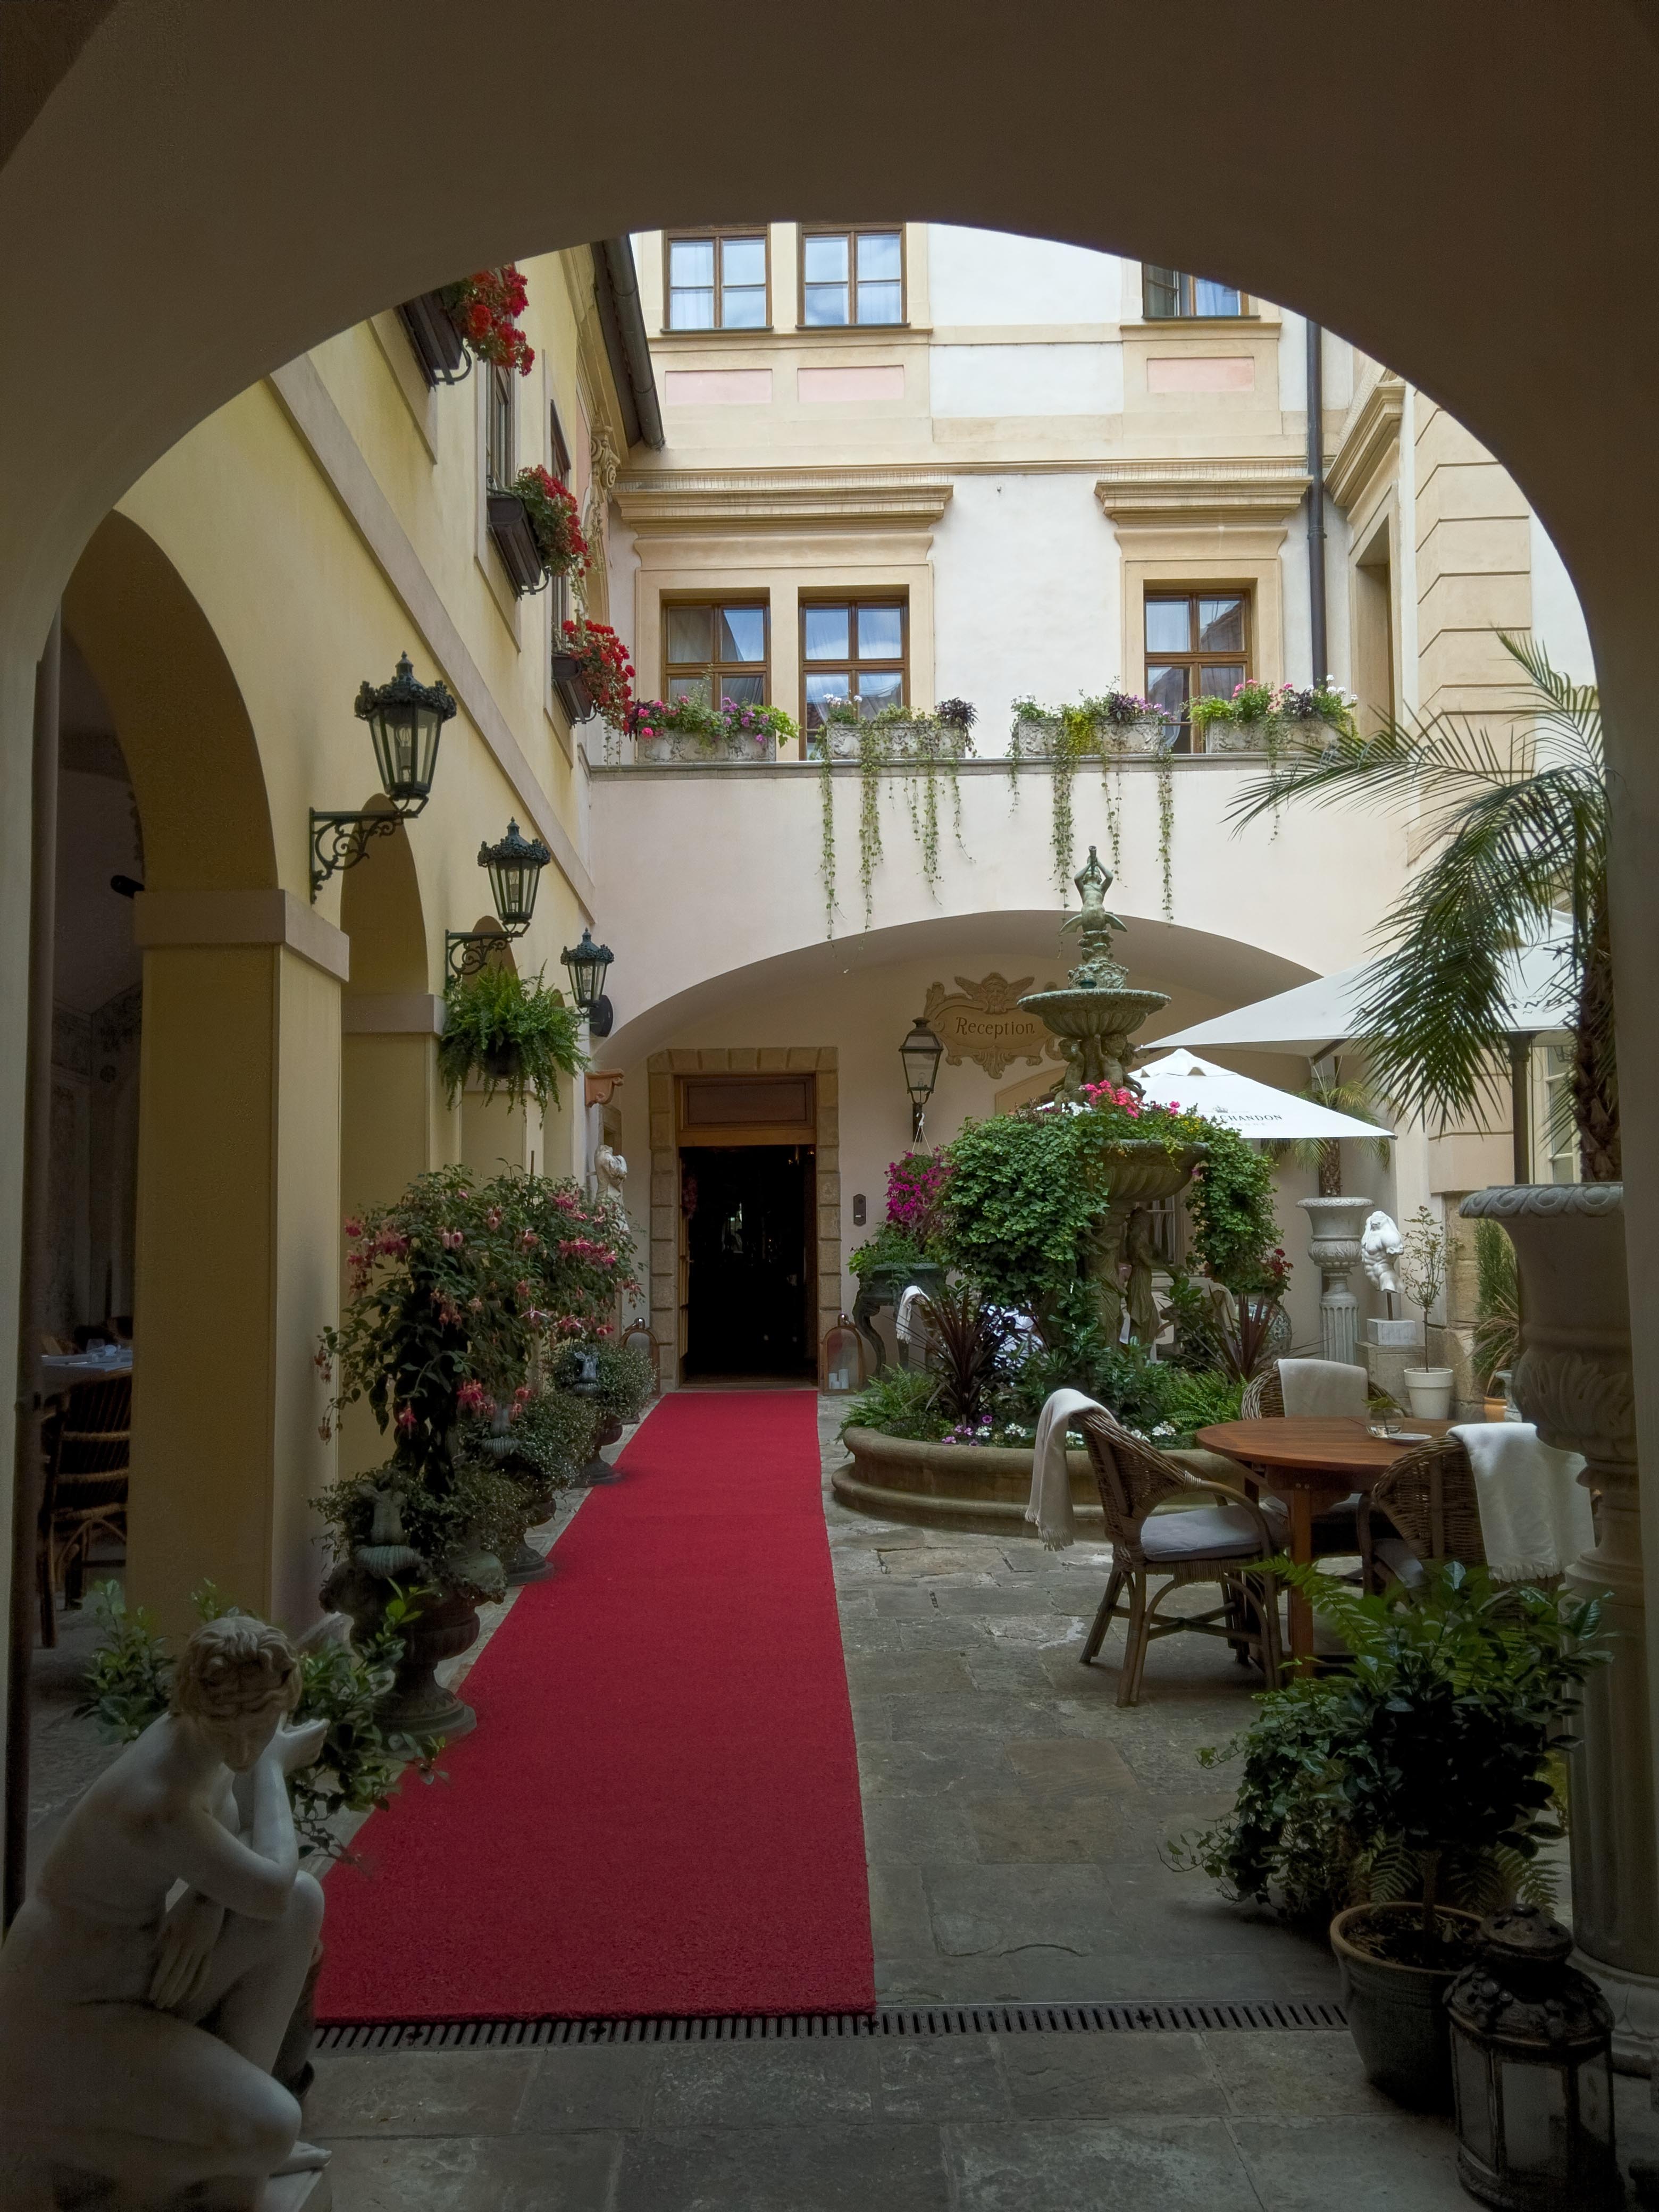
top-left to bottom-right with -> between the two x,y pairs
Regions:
849,1150 -> 953,1281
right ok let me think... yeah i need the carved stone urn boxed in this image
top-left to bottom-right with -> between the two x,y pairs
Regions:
1297,1194 -> 1374,1367
1460,1183 -> 1658,2068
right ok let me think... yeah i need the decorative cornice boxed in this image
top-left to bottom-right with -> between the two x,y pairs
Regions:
1093,458 -> 1310,530
613,467 -> 953,534
1326,371 -> 1405,510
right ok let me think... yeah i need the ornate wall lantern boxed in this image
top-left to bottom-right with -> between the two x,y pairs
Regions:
900,1016 -> 944,1142
561,928 -> 615,1038
309,653 -> 456,899
446,819 -> 552,978
1446,1905 -> 1621,2210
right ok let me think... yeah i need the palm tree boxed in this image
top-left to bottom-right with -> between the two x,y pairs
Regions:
1230,637 -> 1614,1181
1263,1056 -> 1392,1196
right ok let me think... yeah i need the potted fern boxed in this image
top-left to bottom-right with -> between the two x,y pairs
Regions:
438,965 -> 585,1112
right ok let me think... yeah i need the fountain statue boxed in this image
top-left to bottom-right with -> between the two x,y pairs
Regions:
1019,849 -> 1206,1342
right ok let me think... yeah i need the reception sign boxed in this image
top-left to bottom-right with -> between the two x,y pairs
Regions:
923,973 -> 1061,1079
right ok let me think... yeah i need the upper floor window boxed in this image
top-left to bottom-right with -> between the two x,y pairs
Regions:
667,233 -> 768,330
664,601 -> 769,706
485,362 -> 515,488
800,229 -> 903,326
1143,266 -> 1245,319
802,599 -> 907,727
1144,591 -> 1249,750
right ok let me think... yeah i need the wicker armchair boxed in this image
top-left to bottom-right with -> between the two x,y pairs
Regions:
37,1374 -> 131,1645
1239,1358 -> 1370,1559
1076,1406 -> 1283,1705
1241,1365 -> 1285,1420
1358,1434 -> 1485,1593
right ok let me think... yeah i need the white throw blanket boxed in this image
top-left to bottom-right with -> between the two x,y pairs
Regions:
895,1285 -> 933,1356
1279,1357 -> 1369,1420
1451,1420 -> 1595,1583
1026,1389 -> 1108,1551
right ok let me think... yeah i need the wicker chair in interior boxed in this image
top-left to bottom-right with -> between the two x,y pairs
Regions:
1358,1434 -> 1486,1593
1076,1406 -> 1283,1706
37,1373 -> 131,1646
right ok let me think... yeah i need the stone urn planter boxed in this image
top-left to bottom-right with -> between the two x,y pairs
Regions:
321,1545 -> 504,1741
1331,1903 -> 1481,2110
1297,1194 -> 1373,1366
851,1259 -> 946,1373
1011,713 -> 1172,760
1459,1183 -> 1659,2069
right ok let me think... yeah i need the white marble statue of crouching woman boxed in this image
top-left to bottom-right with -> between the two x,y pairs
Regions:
0,1614 -> 330,2209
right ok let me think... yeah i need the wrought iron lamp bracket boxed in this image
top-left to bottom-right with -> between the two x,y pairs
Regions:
446,926 -> 523,980
309,800 -> 427,900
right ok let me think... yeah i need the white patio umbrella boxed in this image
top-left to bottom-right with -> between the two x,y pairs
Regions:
1153,935 -> 1574,1059
1135,1049 -> 1394,1139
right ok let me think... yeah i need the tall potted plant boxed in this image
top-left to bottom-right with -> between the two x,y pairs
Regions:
1175,1562 -> 1607,2109
1229,640 -> 1656,2055
1396,1205 -> 1453,1416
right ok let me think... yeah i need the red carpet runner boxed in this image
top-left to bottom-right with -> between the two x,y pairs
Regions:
315,1390 -> 874,2022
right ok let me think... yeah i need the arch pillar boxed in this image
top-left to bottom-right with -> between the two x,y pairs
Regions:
128,891 -> 344,1635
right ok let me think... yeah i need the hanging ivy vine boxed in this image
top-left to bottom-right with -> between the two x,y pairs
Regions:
814,700 -> 976,935
1010,691 -> 1176,916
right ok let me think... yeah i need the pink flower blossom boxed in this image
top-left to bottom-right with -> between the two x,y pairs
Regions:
396,1407 -> 416,1432
456,1380 -> 489,1412
343,1217 -> 364,1240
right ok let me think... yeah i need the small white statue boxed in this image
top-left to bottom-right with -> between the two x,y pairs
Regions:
0,1614 -> 330,2208
594,1142 -> 628,1199
1361,1209 -> 1405,1309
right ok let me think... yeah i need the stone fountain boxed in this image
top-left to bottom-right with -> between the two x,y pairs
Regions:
1019,848 -> 1206,1342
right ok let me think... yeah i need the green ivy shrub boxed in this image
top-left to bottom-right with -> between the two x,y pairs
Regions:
1185,1124 -> 1284,1293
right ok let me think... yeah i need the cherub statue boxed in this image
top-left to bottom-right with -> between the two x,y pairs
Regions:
0,1614 -> 330,2209
1361,1208 -> 1405,1311
593,1141 -> 628,1200
1123,1208 -> 1161,1346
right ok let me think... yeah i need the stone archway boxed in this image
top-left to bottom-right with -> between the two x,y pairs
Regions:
63,514 -> 342,1633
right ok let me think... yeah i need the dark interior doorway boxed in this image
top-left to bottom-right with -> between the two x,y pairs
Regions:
681,1144 -> 815,1379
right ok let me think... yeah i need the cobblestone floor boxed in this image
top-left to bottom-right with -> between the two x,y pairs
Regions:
28,1398 -> 1657,2207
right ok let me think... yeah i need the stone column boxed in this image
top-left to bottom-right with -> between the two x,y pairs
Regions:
128,892 -> 346,1637
1462,1185 -> 1659,2070
1297,1195 -> 1373,1365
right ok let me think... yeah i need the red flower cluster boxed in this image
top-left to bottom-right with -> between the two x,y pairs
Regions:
561,616 -> 634,728
558,1237 -> 618,1266
513,465 -> 589,575
443,265 -> 535,375
1080,1080 -> 1143,1118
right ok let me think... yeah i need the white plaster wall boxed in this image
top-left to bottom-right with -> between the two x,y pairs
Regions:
1529,512 -> 1596,683
932,475 -> 1119,720
929,344 -> 1124,418
928,225 -> 1124,325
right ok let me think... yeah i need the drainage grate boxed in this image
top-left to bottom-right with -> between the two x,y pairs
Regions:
316,1998 -> 1344,2054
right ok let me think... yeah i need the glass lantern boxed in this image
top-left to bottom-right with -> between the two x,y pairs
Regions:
820,1316 -> 867,1395
479,819 -> 551,933
1446,1904 -> 1621,2211
354,653 -> 456,808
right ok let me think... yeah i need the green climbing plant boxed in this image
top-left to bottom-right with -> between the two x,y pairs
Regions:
814,699 -> 976,934
1008,691 -> 1175,916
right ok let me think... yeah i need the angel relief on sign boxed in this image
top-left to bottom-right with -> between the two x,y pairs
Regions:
921,974 -> 1062,1080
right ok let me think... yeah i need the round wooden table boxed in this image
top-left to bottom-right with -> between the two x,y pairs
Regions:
1195,1417 -> 1455,1663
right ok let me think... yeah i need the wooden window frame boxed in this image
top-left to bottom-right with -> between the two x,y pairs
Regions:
1142,588 -> 1253,752
799,595 -> 909,728
663,597 -> 772,707
664,228 -> 772,333
548,398 -> 573,480
1141,265 -> 1252,321
485,359 -> 515,489
797,224 -> 908,330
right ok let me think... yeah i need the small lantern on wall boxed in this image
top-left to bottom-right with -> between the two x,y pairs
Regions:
309,652 -> 457,898
446,819 -> 552,977
1446,1904 -> 1621,2211
899,1016 -> 944,1143
562,928 -> 616,1039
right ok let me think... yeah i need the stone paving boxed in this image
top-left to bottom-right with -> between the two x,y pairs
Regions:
27,1397 -> 1659,2205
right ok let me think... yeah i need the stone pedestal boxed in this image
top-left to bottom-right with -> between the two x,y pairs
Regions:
1297,1195 -> 1373,1366
1461,1185 -> 1659,2071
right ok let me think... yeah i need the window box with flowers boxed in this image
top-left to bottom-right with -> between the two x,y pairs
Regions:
1190,680 -> 1358,755
554,615 -> 634,730
489,465 -> 588,600
398,264 -> 537,389
629,696 -> 797,764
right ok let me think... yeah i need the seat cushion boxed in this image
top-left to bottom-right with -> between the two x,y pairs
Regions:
1373,1534 -> 1426,1589
1142,1502 -> 1276,1562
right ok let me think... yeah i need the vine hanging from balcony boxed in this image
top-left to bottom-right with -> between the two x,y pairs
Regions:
813,700 -> 976,936
1007,692 -> 1177,918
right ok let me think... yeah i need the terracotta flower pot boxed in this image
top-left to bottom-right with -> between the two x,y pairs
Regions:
1331,1902 -> 1482,2109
